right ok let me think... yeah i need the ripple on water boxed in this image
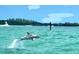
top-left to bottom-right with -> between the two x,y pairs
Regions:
0,26 -> 79,53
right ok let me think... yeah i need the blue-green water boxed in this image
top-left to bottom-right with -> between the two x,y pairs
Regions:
0,26 -> 79,54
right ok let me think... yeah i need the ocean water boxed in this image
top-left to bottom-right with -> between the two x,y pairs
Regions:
0,26 -> 79,54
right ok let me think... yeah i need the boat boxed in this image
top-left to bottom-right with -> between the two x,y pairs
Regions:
0,21 -> 9,26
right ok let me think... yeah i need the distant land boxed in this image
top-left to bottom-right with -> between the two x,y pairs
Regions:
0,18 -> 79,26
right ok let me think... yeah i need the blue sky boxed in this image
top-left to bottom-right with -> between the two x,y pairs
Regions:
0,5 -> 79,23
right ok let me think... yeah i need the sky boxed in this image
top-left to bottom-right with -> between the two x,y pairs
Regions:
0,5 -> 79,23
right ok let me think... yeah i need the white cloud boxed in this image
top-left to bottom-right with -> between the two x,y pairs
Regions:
27,5 -> 40,10
42,13 -> 74,23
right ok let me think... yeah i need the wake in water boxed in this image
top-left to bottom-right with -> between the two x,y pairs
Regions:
8,39 -> 24,49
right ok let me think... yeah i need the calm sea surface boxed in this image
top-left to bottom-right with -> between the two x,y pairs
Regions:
0,26 -> 79,54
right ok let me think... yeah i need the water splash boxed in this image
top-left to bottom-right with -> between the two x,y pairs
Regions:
8,39 -> 19,48
8,39 -> 25,49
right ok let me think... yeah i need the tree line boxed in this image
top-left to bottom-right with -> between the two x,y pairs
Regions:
0,18 -> 42,25
0,18 -> 79,26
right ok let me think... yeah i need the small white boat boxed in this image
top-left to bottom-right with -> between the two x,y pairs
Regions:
0,21 -> 9,26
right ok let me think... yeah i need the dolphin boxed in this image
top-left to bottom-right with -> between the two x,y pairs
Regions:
20,35 -> 40,41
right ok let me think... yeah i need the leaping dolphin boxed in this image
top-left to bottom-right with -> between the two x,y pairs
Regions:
20,32 -> 40,41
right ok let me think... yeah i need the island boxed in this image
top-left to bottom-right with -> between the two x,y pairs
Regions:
0,18 -> 79,26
